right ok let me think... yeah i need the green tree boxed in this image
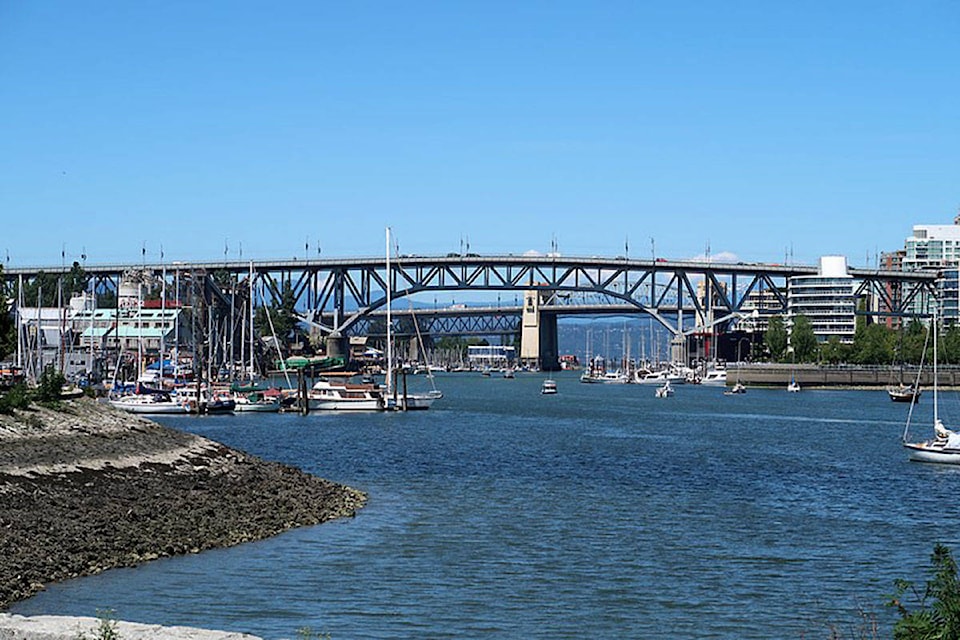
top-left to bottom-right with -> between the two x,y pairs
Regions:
942,323 -> 960,365
820,336 -> 848,365
901,320 -> 928,365
0,265 -> 16,359
764,315 -> 788,361
890,544 -> 960,639
254,281 -> 299,346
853,323 -> 895,365
18,270 -> 60,307
63,261 -> 89,296
789,315 -> 819,363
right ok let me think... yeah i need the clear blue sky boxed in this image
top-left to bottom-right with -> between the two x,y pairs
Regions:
1,1 -> 957,268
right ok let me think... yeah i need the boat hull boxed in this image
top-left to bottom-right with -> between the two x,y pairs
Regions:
233,401 -> 281,413
904,442 -> 960,464
308,398 -> 383,411
109,399 -> 189,414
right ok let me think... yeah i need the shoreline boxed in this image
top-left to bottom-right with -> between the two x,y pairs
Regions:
0,398 -> 366,612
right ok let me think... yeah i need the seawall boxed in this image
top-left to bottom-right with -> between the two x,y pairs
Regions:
734,364 -> 959,388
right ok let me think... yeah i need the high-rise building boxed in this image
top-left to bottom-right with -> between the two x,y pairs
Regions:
903,214 -> 960,272
879,249 -> 906,329
787,256 -> 856,344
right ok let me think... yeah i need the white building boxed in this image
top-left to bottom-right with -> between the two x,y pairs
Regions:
787,256 -> 856,344
903,218 -> 960,272
467,345 -> 516,368
901,215 -> 960,319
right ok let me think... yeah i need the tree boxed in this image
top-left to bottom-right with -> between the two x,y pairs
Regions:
820,336 -> 848,365
63,261 -> 89,296
789,315 -> 819,363
764,315 -> 788,361
853,323 -> 895,364
254,281 -> 299,347
889,544 -> 960,639
0,265 -> 16,360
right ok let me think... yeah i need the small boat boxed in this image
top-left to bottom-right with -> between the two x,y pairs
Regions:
724,382 -> 747,396
109,392 -> 189,414
888,383 -> 921,403
393,389 -> 444,410
502,368 -> 516,379
233,391 -> 281,413
655,381 -> 674,398
541,379 -> 558,395
787,374 -> 801,393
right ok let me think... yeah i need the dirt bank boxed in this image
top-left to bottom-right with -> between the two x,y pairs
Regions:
0,398 -> 366,610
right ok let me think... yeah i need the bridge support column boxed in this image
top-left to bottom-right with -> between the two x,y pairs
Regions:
520,291 -> 560,371
539,312 -> 560,371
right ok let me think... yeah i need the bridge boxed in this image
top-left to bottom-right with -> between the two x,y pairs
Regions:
2,254 -> 936,369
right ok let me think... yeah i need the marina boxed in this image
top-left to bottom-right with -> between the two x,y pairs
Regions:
11,372 -> 956,638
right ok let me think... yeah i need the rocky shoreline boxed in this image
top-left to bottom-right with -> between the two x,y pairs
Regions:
0,398 -> 366,611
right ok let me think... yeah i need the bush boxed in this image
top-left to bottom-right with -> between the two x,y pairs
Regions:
889,544 -> 960,638
0,382 -> 31,414
35,365 -> 65,405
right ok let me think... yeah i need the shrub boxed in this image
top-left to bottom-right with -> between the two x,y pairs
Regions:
35,365 -> 65,405
0,382 -> 31,414
889,544 -> 960,638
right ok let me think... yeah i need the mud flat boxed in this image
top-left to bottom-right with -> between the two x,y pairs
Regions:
0,398 -> 366,610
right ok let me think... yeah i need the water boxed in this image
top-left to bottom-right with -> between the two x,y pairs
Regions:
13,373 -> 960,638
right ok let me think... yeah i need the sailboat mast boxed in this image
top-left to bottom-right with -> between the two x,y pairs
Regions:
934,302 -> 939,426
385,227 -> 393,396
249,260 -> 255,379
160,264 -> 166,388
16,274 -> 23,369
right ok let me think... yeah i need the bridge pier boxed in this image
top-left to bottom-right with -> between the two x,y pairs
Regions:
520,291 -> 560,371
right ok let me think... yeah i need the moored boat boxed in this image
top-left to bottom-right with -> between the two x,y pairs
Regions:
888,383 -> 921,403
541,379 -> 558,395
904,304 -> 960,464
308,377 -> 385,411
109,392 -> 189,414
233,391 -> 281,412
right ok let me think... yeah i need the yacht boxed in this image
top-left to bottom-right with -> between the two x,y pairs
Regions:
308,377 -> 385,411
699,368 -> 727,386
580,370 -> 629,384
635,368 -> 686,385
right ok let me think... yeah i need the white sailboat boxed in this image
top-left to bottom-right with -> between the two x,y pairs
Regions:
903,304 -> 960,464
384,227 -> 440,410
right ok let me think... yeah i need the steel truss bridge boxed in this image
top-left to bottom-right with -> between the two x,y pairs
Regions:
3,255 -> 937,341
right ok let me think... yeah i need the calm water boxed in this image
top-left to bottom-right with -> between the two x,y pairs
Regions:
13,373 -> 960,638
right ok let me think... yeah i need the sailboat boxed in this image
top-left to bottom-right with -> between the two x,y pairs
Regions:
787,372 -> 801,393
787,353 -> 801,392
724,364 -> 746,395
903,304 -> 960,464
384,227 -> 440,410
888,325 -> 921,402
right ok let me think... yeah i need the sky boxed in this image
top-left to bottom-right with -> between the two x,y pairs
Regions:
1,1 -> 958,269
